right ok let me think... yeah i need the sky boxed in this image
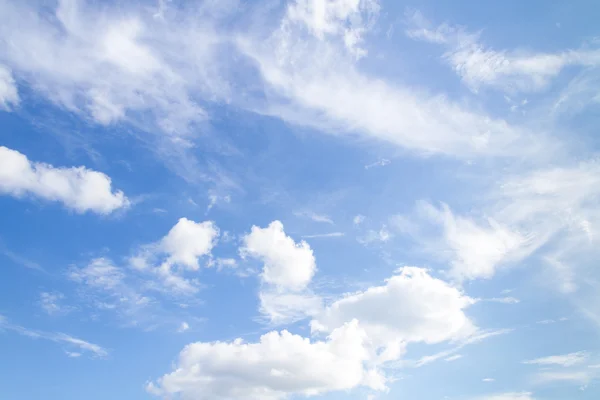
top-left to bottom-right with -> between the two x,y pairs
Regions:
1,0 -> 600,399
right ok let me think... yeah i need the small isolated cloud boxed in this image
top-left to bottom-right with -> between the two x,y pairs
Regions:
523,352 -> 589,367
295,211 -> 334,224
0,146 -> 129,214
483,297 -> 521,304
365,158 -> 390,169
39,292 -> 74,316
0,315 -> 107,358
178,322 -> 190,333
302,232 -> 345,239
353,215 -> 366,225
483,378 -> 495,382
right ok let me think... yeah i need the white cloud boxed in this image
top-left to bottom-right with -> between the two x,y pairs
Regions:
0,146 -> 129,214
0,64 -> 19,110
148,319 -> 386,400
286,0 -> 380,58
237,3 -> 543,162
358,227 -> 392,245
0,315 -> 107,358
311,267 -> 476,363
69,258 -> 126,290
532,369 -> 599,387
294,211 -> 334,224
405,10 -> 600,93
241,221 -> 319,324
160,218 -> 219,271
484,297 -> 521,304
301,232 -> 345,238
445,354 -> 463,362
412,328 -> 512,368
476,393 -> 535,400
39,292 -> 73,316
523,352 -> 589,367
395,201 -> 533,281
259,291 -> 323,325
131,218 -> 219,294
178,322 -> 190,333
483,378 -> 495,382
241,221 -> 316,291
0,0 -> 219,136
364,158 -> 390,169
353,214 -> 365,225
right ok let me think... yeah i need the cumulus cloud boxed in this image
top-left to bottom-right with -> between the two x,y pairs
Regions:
148,320 -> 385,400
241,221 -> 319,324
0,146 -> 129,214
0,64 -> 19,110
160,218 -> 219,271
241,221 -> 316,291
311,267 -> 476,362
131,218 -> 219,294
405,10 -> 600,93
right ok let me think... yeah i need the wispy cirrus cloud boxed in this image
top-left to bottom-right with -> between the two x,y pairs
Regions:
405,10 -> 600,93
0,315 -> 107,358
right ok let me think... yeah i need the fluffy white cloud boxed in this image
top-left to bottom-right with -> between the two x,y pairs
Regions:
523,352 -> 589,367
406,10 -> 600,93
0,146 -> 129,214
130,218 -> 219,294
241,221 -> 316,291
311,267 -> 476,362
241,221 -> 319,324
148,319 -> 385,400
160,218 -> 219,270
0,64 -> 19,110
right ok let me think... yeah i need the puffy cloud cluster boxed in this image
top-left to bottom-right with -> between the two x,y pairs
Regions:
147,320 -> 385,400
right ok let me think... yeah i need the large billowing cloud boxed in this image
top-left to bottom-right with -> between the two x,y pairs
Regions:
0,146 -> 129,214
311,266 -> 476,361
147,319 -> 385,400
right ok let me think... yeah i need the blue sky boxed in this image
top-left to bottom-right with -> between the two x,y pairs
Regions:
1,0 -> 600,399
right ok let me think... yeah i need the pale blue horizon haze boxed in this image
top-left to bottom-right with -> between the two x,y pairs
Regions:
1,1 -> 600,400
